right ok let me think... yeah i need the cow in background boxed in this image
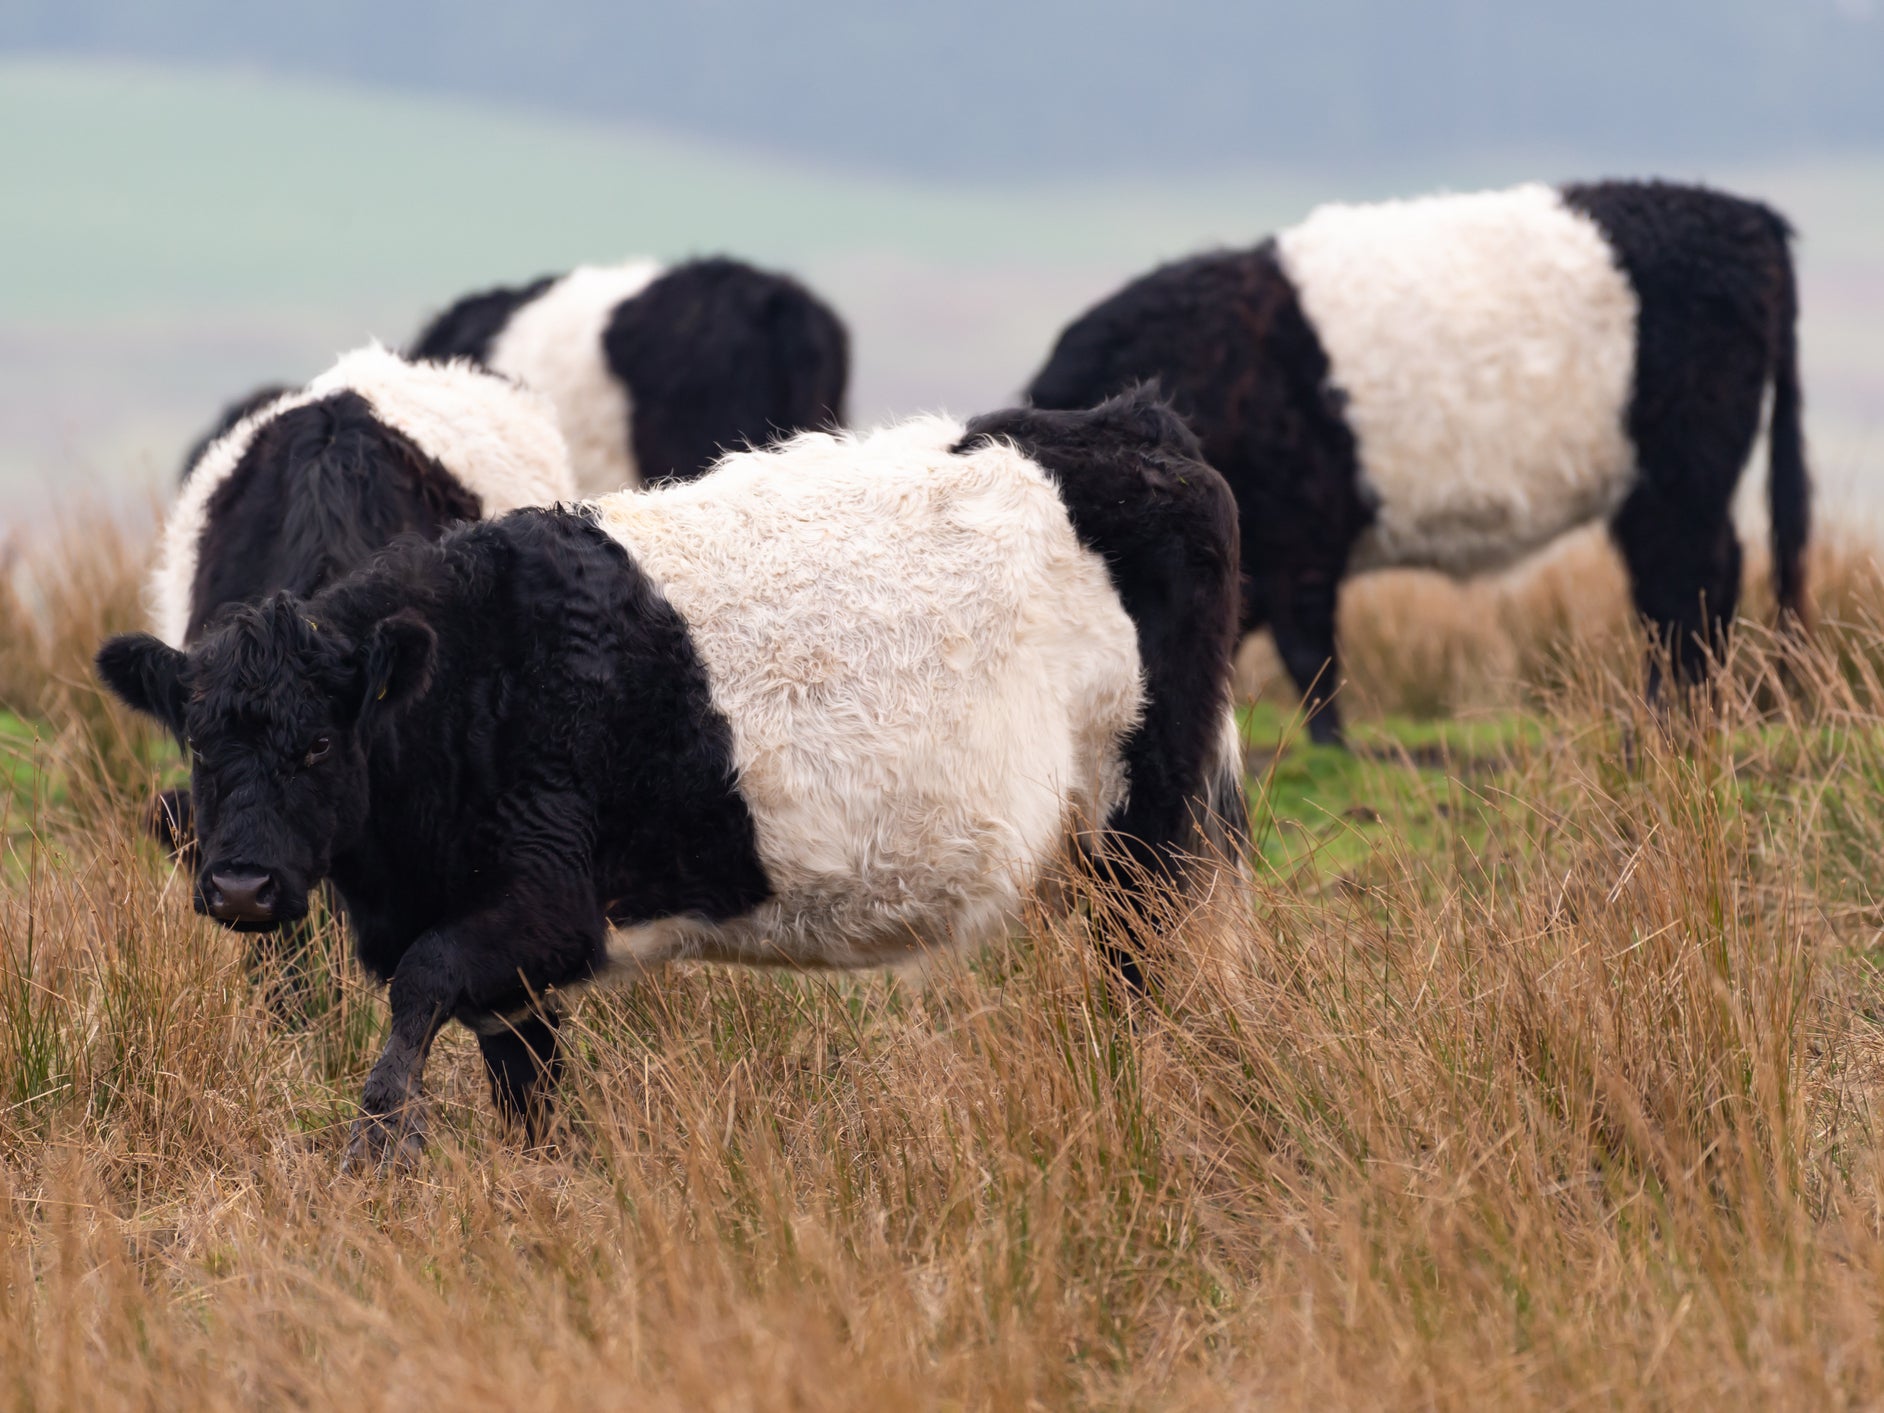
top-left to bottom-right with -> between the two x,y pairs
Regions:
1029,180 -> 1810,744
410,256 -> 849,494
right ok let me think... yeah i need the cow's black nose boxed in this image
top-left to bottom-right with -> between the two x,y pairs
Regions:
204,869 -> 278,925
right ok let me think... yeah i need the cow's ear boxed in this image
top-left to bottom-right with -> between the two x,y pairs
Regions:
359,611 -> 436,722
95,633 -> 188,734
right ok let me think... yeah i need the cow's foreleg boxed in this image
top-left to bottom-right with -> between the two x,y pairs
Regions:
345,931 -> 458,1172
344,861 -> 603,1170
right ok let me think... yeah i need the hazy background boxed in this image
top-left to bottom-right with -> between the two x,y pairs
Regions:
3,1 -> 1882,525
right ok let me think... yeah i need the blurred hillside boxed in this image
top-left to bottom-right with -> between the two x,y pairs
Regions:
0,57 -> 1880,522
6,0 -> 1882,177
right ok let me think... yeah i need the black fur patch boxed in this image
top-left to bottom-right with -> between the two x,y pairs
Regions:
297,506 -> 773,989
1561,180 -> 1811,660
178,383 -> 294,484
407,275 -> 557,365
106,501 -> 776,1145
1027,242 -> 1368,742
604,256 -> 850,484
187,390 -> 483,643
955,387 -> 1242,896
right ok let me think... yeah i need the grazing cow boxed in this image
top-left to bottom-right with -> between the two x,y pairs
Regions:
152,344 -> 575,650
95,389 -> 1248,1167
408,256 -> 851,494
1028,180 -> 1811,744
145,345 -> 575,852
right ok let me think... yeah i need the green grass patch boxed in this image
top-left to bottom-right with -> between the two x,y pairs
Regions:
0,712 -> 58,836
0,709 -> 191,862
1237,700 -> 1525,885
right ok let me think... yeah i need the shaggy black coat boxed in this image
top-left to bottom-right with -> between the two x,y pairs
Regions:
187,391 -> 482,643
101,509 -> 769,1161
154,390 -> 495,876
956,396 -> 1246,878
177,383 -> 295,483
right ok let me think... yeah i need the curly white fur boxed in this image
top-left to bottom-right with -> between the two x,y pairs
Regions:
150,345 -> 574,648
1277,183 -> 1641,577
590,418 -> 1147,970
485,261 -> 665,496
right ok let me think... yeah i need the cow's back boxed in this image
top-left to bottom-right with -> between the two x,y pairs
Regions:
1275,183 -> 1640,576
587,419 -> 1142,966
484,262 -> 665,496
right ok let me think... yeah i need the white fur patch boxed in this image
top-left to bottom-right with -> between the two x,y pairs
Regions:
588,418 -> 1146,971
150,345 -> 574,647
486,261 -> 665,497
1276,183 -> 1640,577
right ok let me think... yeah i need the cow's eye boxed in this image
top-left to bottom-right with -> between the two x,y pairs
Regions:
302,736 -> 332,768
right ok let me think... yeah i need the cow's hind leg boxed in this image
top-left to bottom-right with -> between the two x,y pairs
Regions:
478,1010 -> 565,1148
1573,182 -> 1772,724
1612,486 -> 1743,708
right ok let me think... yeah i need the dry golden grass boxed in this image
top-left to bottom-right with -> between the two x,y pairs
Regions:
1239,523 -> 1884,724
6,517 -> 1884,1409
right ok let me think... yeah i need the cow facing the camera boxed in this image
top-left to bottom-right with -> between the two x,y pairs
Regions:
144,345 -> 575,850
409,255 -> 850,494
96,389 -> 1248,1169
1028,179 -> 1811,744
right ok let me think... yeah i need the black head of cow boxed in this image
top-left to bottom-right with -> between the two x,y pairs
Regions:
95,594 -> 436,930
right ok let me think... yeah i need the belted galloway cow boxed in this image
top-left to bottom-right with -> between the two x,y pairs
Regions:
97,389 -> 1249,1168
1029,180 -> 1810,743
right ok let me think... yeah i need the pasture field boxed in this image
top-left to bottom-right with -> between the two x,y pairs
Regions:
8,515 -> 1884,1409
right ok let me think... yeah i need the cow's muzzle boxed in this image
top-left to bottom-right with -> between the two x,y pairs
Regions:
198,865 -> 282,930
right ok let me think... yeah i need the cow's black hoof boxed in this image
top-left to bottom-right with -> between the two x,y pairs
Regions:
1305,715 -> 1346,749
342,1104 -> 428,1173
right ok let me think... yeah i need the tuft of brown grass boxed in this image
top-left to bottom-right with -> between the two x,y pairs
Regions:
1,504 -> 171,815
7,520 -> 1884,1409
1240,525 -> 1884,725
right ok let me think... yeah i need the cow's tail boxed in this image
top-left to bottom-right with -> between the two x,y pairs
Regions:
1194,706 -> 1252,875
1764,206 -> 1811,627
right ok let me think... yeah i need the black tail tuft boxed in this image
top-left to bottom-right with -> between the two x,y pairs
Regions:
1764,209 -> 1811,625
